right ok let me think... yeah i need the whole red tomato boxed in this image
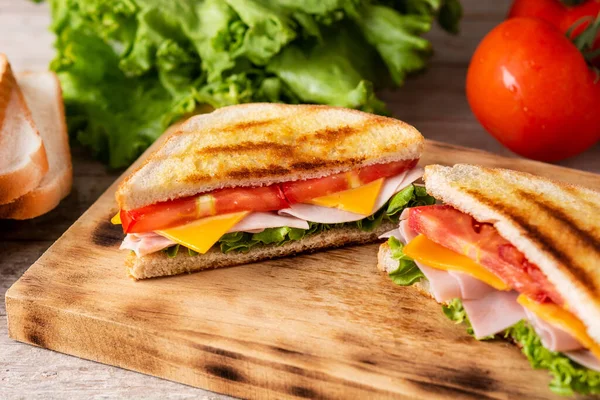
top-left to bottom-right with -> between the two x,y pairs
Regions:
508,0 -> 600,66
466,18 -> 600,162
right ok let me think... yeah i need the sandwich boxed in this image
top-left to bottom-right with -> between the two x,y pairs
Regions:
113,103 -> 429,279
377,164 -> 600,396
0,54 -> 48,205
0,71 -> 72,219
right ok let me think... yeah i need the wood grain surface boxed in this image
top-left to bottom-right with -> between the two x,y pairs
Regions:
1,0 -> 600,399
5,139 -> 600,400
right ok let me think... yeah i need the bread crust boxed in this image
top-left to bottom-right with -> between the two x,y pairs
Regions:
0,72 -> 72,219
127,221 -> 396,279
423,164 -> 600,345
0,54 -> 48,205
116,103 -> 423,210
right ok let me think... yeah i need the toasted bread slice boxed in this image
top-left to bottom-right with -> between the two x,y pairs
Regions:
0,72 -> 72,219
0,54 -> 48,204
423,164 -> 600,345
128,221 -> 396,279
116,103 -> 423,211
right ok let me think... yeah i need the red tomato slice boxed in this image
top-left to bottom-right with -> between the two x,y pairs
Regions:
282,159 -> 418,204
121,159 -> 419,233
407,205 -> 563,305
120,197 -> 197,234
122,186 -> 288,233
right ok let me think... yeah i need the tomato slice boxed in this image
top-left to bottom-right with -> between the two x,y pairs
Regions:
407,205 -> 563,305
121,159 -> 419,233
282,159 -> 418,204
122,186 -> 288,233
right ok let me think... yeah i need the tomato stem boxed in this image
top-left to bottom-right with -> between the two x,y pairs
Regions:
567,12 -> 600,63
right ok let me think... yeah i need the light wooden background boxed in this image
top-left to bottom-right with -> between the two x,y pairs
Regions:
1,1 -> 599,399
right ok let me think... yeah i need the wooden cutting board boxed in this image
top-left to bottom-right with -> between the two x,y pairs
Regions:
6,140 -> 600,400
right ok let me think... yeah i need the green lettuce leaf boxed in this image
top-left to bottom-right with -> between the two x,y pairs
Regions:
46,0 -> 462,168
437,0 -> 462,34
266,41 -> 387,114
351,4 -> 433,86
506,321 -> 600,396
387,236 -> 424,285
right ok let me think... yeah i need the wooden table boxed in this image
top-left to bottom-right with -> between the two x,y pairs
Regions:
1,1 -> 599,398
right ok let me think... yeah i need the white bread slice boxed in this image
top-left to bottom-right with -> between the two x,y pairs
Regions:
0,54 -> 48,204
116,103 -> 423,211
423,164 -> 600,346
127,221 -> 396,279
0,72 -> 72,219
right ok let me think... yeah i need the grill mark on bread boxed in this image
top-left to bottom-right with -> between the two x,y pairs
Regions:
463,188 -> 597,293
310,124 -> 360,142
516,190 -> 600,251
515,190 -> 599,292
180,157 -> 367,185
225,165 -> 291,180
195,141 -> 295,157
290,158 -> 363,171
180,117 -> 281,136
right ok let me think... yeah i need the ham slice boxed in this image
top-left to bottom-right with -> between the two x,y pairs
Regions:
523,308 -> 600,371
279,168 -> 424,224
372,168 -> 424,212
448,271 -> 498,300
120,232 -> 175,257
121,212 -> 310,256
462,291 -> 526,338
226,212 -> 309,233
399,219 -> 417,242
523,308 -> 582,352
379,228 -> 401,239
565,350 -> 600,373
417,263 -> 461,302
278,203 -> 365,224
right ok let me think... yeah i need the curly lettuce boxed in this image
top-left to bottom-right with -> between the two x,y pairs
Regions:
506,321 -> 600,396
387,236 -> 424,285
165,183 -> 435,256
44,0 -> 462,168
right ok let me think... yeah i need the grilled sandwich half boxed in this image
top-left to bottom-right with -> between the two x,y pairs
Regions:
378,164 -> 600,396
114,103 -> 427,279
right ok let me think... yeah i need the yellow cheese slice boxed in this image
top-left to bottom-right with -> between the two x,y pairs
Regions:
157,211 -> 249,254
111,212 -> 121,225
308,178 -> 384,215
403,234 -> 509,291
518,295 -> 600,359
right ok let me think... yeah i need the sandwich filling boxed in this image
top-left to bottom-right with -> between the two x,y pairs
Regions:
382,205 -> 600,395
114,160 -> 428,257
